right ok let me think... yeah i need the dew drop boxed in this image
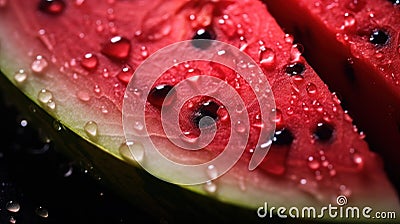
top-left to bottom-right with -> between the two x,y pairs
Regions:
299,178 -> 307,185
307,156 -> 320,170
343,13 -> 356,29
206,165 -> 218,180
306,83 -> 317,95
203,180 -> 217,194
38,0 -> 66,15
235,120 -> 247,133
6,201 -> 20,213
148,84 -> 176,108
389,0 -> 400,5
0,0 -> 7,7
35,206 -> 49,218
286,107 -> 294,116
185,68 -> 201,80
258,46 -> 275,69
84,121 -> 98,138
117,64 -> 134,85
133,121 -> 144,131
290,44 -> 304,62
80,53 -> 98,71
94,85 -> 101,95
101,36 -> 131,61
352,153 -> 364,169
9,216 -> 16,224
119,141 -> 144,163
31,55 -> 48,74
284,33 -> 294,43
76,90 -> 91,102
13,69 -> 27,83
38,89 -> 53,104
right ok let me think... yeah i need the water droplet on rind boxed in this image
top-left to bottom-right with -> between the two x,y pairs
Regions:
203,181 -> 217,194
6,201 -> 20,213
35,206 -> 49,218
31,55 -> 48,74
38,89 -> 56,110
84,121 -> 98,139
13,69 -> 27,83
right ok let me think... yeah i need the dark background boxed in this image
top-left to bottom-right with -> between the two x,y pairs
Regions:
0,91 -> 159,224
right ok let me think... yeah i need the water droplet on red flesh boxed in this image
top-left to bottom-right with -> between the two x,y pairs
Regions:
80,53 -> 98,71
38,0 -> 65,15
101,36 -> 131,61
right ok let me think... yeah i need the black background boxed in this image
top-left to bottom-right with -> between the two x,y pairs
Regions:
0,91 -> 159,224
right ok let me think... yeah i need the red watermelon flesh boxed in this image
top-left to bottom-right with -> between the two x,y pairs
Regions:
264,0 -> 400,189
0,0 -> 399,215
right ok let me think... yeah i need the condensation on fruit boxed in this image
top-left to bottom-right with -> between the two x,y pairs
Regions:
13,69 -> 27,84
203,180 -> 217,194
31,55 -> 49,74
38,89 -> 56,110
84,120 -> 98,138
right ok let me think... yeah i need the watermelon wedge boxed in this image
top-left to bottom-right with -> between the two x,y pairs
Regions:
0,0 -> 399,222
263,0 -> 400,189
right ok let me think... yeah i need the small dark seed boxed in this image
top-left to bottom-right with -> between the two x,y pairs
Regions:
193,100 -> 220,128
343,58 -> 356,84
314,122 -> 334,142
285,62 -> 306,76
192,28 -> 216,49
273,128 -> 294,145
369,29 -> 390,46
389,0 -> 400,5
147,84 -> 175,108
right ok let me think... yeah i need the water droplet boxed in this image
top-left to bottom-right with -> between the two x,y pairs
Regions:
31,55 -> 48,74
147,84 -> 176,108
307,156 -> 320,170
286,107 -> 294,116
13,69 -> 27,83
285,62 -> 306,76
306,83 -> 317,95
9,216 -> 16,224
80,53 -> 98,71
389,0 -> 400,5
314,122 -> 334,142
76,90 -> 91,102
38,88 -> 53,104
94,85 -> 101,94
101,36 -> 131,61
133,121 -> 144,131
273,128 -> 294,145
0,0 -> 7,7
203,180 -> 217,194
369,29 -> 390,46
53,120 -> 64,131
140,45 -> 149,59
6,201 -> 20,213
259,46 -> 275,69
38,0 -> 65,15
290,44 -> 304,62
117,64 -> 134,85
284,33 -> 294,43
352,153 -> 364,169
84,121 -> 98,138
343,13 -> 356,29
206,165 -> 218,180
35,206 -> 49,218
299,178 -> 307,185
235,120 -> 247,133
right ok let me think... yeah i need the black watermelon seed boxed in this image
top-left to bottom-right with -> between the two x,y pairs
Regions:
369,29 -> 390,46
285,62 -> 306,76
389,0 -> 400,5
273,128 -> 294,145
314,122 -> 335,142
147,84 -> 175,108
192,28 -> 216,49
193,100 -> 220,128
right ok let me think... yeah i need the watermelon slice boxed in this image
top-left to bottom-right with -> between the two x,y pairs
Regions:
0,0 -> 398,222
263,0 -> 400,189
